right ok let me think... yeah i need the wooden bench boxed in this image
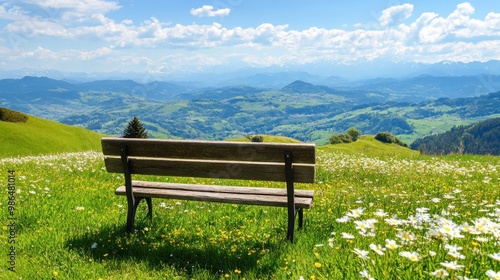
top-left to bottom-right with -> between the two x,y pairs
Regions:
101,137 -> 316,242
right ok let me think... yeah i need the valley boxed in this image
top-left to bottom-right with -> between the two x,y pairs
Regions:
1,74 -> 499,145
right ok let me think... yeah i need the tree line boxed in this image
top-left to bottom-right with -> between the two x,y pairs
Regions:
410,117 -> 500,155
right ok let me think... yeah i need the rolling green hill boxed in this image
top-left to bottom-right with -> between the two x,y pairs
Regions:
228,135 -> 302,143
0,110 -> 104,157
320,135 -> 420,158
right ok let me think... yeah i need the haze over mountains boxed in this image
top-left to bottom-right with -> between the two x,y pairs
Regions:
2,60 -> 500,87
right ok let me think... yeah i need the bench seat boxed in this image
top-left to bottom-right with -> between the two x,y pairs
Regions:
116,180 -> 314,208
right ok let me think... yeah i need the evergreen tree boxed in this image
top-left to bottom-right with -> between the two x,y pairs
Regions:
123,116 -> 148,138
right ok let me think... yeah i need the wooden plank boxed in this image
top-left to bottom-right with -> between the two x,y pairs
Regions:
104,157 -> 316,183
115,186 -> 314,209
102,137 -> 316,164
129,180 -> 315,198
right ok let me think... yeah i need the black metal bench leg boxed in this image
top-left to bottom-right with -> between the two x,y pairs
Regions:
145,197 -> 153,219
126,199 -> 136,233
287,207 -> 295,243
298,208 -> 304,229
126,197 -> 153,233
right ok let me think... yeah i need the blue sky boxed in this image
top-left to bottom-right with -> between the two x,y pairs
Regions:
0,1 -> 499,77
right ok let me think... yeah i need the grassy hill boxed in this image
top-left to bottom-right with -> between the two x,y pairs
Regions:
228,135 -> 302,143
319,135 -> 420,158
0,111 -> 104,157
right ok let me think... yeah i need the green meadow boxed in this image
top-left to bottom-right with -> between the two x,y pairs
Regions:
0,114 -> 103,158
1,136 -> 499,279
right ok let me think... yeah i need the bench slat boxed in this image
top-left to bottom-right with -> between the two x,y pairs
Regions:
116,185 -> 313,209
104,157 -> 316,183
130,180 -> 314,198
102,137 -> 316,164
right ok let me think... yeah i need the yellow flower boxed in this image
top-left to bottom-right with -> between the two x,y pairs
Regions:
314,262 -> 322,268
53,271 -> 58,277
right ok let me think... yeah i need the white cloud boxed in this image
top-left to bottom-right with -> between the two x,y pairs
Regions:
0,3 -> 28,21
379,3 -> 414,27
23,0 -> 121,18
191,5 -> 230,17
1,1 -> 500,72
16,46 -> 114,61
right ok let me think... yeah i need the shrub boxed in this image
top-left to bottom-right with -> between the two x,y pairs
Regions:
329,133 -> 352,144
251,135 -> 264,142
329,128 -> 362,145
375,132 -> 394,143
0,107 -> 28,123
375,131 -> 408,147
346,127 -> 361,141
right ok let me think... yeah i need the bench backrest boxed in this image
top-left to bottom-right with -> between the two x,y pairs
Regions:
102,137 -> 316,183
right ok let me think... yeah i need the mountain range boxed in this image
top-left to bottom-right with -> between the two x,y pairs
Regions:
2,60 -> 500,85
1,74 -> 499,144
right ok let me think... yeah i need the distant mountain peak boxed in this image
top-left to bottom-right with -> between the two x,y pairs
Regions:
281,80 -> 325,93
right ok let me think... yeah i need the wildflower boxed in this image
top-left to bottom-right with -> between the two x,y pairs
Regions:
385,218 -> 404,226
486,270 -> 500,280
440,261 -> 464,271
447,250 -> 466,259
354,219 -> 378,236
445,244 -> 463,252
385,239 -> 399,250
474,217 -> 496,234
369,243 -> 385,256
91,242 -> 98,249
359,270 -> 375,280
397,230 -> 416,244
431,269 -> 449,279
416,207 -> 429,213
336,216 -> 350,223
489,253 -> 500,262
347,208 -> 365,218
314,262 -> 322,268
341,232 -> 355,240
429,250 -> 437,257
75,206 -> 85,211
353,248 -> 370,260
399,251 -> 420,262
328,238 -> 334,248
435,217 -> 464,239
373,209 -> 388,217
475,237 -> 490,243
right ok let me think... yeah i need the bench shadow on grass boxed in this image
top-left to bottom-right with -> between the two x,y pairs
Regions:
65,220 -> 284,277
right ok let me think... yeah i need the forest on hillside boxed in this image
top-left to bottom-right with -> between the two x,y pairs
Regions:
410,117 -> 500,155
